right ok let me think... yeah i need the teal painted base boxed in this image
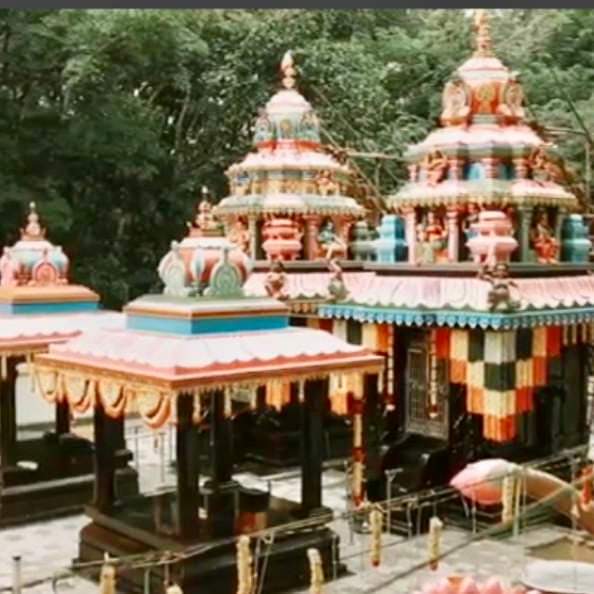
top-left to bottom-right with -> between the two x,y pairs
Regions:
0,301 -> 99,315
127,313 -> 288,335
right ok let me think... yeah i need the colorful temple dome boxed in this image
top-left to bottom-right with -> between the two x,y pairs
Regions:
0,202 -> 70,287
389,11 -> 578,210
0,202 -> 99,314
215,51 -> 365,219
158,198 -> 252,297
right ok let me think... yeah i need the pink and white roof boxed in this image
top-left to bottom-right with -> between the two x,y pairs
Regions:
336,274 -> 594,312
245,270 -> 594,313
35,326 -> 383,393
0,312 -> 123,356
394,178 -> 574,209
244,271 -> 375,301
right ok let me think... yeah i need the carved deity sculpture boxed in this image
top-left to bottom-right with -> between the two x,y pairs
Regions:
318,220 -> 347,260
425,210 -> 448,261
299,109 -> 319,141
254,109 -> 273,144
414,225 -> 436,265
529,146 -> 570,186
486,262 -> 520,312
441,76 -> 471,126
30,249 -> 61,286
497,72 -> 525,121
278,118 -> 293,140
234,173 -> 253,197
0,248 -> 18,287
530,210 -> 559,264
422,150 -> 448,186
315,169 -> 339,196
264,260 -> 288,300
228,219 -> 250,253
327,258 -> 348,302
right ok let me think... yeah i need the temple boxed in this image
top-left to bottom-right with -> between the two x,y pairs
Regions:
33,209 -> 384,593
317,10 -> 594,495
0,203 -> 138,525
211,52 -> 375,468
206,14 -> 594,499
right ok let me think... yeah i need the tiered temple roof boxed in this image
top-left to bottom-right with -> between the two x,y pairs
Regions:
215,52 -> 365,220
389,11 -> 578,211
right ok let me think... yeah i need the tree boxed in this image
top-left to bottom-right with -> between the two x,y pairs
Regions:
0,9 -> 591,308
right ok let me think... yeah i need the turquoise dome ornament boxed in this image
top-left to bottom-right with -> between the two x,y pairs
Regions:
561,214 -> 592,263
374,214 -> 407,263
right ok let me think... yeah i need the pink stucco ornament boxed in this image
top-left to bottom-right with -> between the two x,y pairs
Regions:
466,210 -> 518,267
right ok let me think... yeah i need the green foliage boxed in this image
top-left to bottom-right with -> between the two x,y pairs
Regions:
0,9 -> 592,307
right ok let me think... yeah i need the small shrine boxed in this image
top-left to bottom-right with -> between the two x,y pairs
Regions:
0,202 -> 138,525
316,11 -> 594,497
33,209 -> 384,594
208,53 -> 383,470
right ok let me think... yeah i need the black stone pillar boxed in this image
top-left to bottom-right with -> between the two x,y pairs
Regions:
205,389 -> 237,538
175,393 -> 199,538
210,389 -> 233,485
0,358 -> 18,468
301,378 -> 327,513
92,404 -> 125,512
55,400 -> 70,435
363,373 -> 382,501
256,385 -> 267,411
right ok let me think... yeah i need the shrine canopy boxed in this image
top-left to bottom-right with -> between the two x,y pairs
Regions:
319,272 -> 594,330
214,51 -> 365,220
34,237 -> 384,429
0,202 -> 122,362
388,11 -> 579,211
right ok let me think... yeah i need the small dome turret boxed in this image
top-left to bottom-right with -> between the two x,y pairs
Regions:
0,202 -> 70,287
387,10 -> 582,266
253,51 -> 321,147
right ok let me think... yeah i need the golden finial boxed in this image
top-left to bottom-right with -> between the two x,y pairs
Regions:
21,201 -> 45,240
280,50 -> 297,90
473,9 -> 494,58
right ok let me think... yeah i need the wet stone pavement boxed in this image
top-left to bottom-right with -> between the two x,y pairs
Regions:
0,421 -> 592,594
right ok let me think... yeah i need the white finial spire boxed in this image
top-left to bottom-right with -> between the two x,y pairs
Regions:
472,10 -> 494,58
280,50 -> 297,89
